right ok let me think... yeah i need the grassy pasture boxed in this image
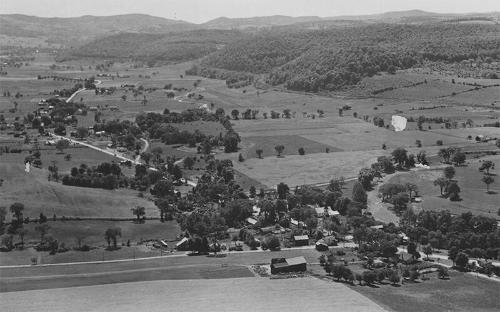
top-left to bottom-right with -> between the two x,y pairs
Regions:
241,135 -> 336,159
349,271 -> 500,312
9,219 -> 180,248
0,152 -> 157,219
386,155 -> 500,218
443,86 -> 500,106
375,79 -> 472,100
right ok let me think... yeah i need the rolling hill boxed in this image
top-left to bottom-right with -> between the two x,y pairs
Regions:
195,23 -> 500,92
0,14 -> 198,44
58,29 -> 245,64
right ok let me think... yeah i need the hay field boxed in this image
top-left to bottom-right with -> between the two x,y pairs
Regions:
0,277 -> 387,312
234,150 -> 387,188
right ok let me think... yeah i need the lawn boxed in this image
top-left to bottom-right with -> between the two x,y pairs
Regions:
386,155 -> 500,218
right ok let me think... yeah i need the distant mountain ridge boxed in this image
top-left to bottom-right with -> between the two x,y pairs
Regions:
1,10 -> 498,44
0,13 -> 198,44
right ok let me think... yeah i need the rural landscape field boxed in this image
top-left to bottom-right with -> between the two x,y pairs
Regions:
0,1 -> 499,311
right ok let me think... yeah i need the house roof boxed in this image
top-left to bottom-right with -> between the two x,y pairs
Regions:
260,226 -> 275,232
327,209 -> 339,216
290,218 -> 299,226
315,207 -> 325,214
246,217 -> 258,225
294,235 -> 309,241
175,237 -> 189,247
286,256 -> 307,266
315,239 -> 328,246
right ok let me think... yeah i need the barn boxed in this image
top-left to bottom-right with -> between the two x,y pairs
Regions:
271,256 -> 307,274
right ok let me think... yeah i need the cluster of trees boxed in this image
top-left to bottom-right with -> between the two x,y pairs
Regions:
0,203 -> 65,254
479,160 -> 496,194
400,210 -> 499,261
135,110 -> 240,153
437,147 -> 466,166
320,251 -> 401,285
433,166 -> 461,201
379,182 -> 418,214
61,163 -> 125,190
202,23 -> 499,92
33,98 -> 85,128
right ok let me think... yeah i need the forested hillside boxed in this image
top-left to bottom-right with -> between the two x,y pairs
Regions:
59,29 -> 245,65
194,23 -> 500,91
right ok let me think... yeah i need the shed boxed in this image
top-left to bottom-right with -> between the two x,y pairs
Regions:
271,256 -> 307,274
293,235 -> 309,246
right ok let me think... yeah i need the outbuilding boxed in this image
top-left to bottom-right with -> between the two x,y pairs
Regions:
175,237 -> 189,250
293,235 -> 309,246
271,256 -> 307,274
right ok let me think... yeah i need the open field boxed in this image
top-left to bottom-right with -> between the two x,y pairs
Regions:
349,271 -> 500,312
0,277 -> 387,312
386,155 -> 500,217
0,152 -> 156,219
234,150 -> 386,188
10,219 -> 179,247
241,135 -> 336,159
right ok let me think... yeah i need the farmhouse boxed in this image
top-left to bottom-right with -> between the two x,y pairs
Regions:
271,256 -> 307,274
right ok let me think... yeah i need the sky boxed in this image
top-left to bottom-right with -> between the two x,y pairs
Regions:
1,0 -> 499,23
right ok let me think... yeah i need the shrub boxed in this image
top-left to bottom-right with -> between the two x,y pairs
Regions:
362,270 -> 377,285
265,235 -> 280,251
437,266 -> 449,279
